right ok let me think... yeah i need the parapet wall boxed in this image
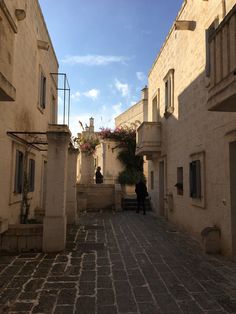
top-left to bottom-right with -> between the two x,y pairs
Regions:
77,184 -> 122,211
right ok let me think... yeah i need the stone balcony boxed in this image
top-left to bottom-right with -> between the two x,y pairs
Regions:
207,4 -> 236,112
0,0 -> 17,101
136,122 -> 161,159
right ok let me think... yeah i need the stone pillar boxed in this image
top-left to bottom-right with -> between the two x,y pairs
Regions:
43,124 -> 71,252
66,146 -> 79,224
79,152 -> 94,184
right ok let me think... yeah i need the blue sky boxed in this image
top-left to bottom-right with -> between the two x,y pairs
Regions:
39,0 -> 183,135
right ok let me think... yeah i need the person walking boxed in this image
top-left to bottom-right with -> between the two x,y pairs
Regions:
135,178 -> 148,215
95,166 -> 103,184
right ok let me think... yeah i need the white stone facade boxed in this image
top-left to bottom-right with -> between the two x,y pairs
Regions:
0,0 -> 59,226
143,0 -> 236,256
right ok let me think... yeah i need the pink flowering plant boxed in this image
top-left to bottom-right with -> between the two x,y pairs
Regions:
74,136 -> 99,156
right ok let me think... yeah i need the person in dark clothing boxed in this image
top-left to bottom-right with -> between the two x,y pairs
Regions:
135,179 -> 148,215
95,166 -> 103,184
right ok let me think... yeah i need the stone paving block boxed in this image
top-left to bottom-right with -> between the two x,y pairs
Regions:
148,280 -> 168,294
97,276 -> 113,289
137,302 -> 161,314
7,276 -> 30,288
112,269 -> 127,281
179,300 -> 204,313
10,301 -> 34,312
57,288 -> 77,304
193,292 -> 223,311
116,294 -> 137,313
133,286 -> 154,303
97,266 -> 110,276
169,284 -> 192,301
18,291 -> 38,301
0,288 -> 20,304
215,295 -> 236,313
17,266 -> 35,276
114,280 -> 132,296
54,305 -> 74,314
76,296 -> 95,313
82,262 -> 95,270
24,278 -> 44,291
154,293 -> 181,313
80,270 -> 96,281
128,269 -> 146,287
1,266 -> 21,277
32,295 -> 56,313
97,288 -> 115,306
79,281 -> 95,295
97,305 -> 118,314
48,276 -> 78,282
50,263 -> 67,275
97,257 -> 110,266
44,282 -> 76,290
65,266 -> 80,275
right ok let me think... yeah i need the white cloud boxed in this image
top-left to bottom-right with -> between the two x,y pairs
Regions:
112,103 -> 122,116
61,54 -> 129,66
71,91 -> 81,102
114,79 -> 129,97
83,89 -> 100,100
136,71 -> 146,82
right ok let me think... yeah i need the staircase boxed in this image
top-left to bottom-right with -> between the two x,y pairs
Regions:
122,196 -> 152,211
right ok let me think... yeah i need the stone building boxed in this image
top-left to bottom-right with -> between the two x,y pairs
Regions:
0,0 -> 59,231
136,0 -> 236,256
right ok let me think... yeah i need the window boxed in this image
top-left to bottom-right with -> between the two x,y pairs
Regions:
152,96 -> 158,122
28,159 -> 35,192
189,160 -> 201,198
163,69 -> 174,118
14,150 -> 24,193
39,71 -> 46,109
176,167 -> 183,195
150,171 -> 154,190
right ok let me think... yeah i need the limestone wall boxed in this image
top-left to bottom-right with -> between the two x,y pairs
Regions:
0,0 -> 58,225
77,184 -> 116,211
147,0 -> 236,255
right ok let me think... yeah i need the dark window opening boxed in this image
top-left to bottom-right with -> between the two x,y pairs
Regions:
28,159 -> 35,192
189,160 -> 201,198
14,150 -> 24,193
40,73 -> 46,109
176,167 -> 183,195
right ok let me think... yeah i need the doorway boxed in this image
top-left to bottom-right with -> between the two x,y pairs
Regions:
230,141 -> 236,255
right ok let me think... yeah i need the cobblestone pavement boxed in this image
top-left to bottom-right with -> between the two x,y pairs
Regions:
1,211 -> 236,313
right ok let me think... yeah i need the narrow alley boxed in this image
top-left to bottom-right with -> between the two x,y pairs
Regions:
0,211 -> 236,314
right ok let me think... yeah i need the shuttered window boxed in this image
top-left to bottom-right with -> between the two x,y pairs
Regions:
40,73 -> 46,109
28,159 -> 35,192
14,150 -> 24,193
189,160 -> 201,198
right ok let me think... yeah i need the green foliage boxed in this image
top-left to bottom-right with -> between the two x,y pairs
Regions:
99,126 -> 144,185
118,169 -> 145,185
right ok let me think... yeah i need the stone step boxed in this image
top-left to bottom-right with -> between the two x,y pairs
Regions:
122,198 -> 152,211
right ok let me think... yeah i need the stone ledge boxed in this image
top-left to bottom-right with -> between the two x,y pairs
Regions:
0,72 -> 16,101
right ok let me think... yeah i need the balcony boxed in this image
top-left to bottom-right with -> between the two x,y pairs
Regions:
0,0 -> 17,101
136,122 -> 161,159
207,5 -> 236,112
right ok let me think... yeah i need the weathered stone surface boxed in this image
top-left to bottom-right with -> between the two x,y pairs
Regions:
0,212 -> 235,313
